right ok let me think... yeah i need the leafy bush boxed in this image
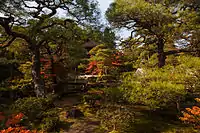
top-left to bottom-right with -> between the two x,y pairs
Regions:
0,112 -> 40,133
86,44 -> 124,76
97,104 -> 135,133
9,61 -> 32,90
180,98 -> 200,129
10,97 -> 59,131
102,87 -> 124,103
120,69 -> 187,109
39,108 -> 59,131
83,89 -> 104,107
120,56 -> 200,109
83,87 -> 123,106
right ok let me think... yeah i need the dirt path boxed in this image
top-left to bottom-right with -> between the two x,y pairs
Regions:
63,118 -> 101,133
54,94 -> 102,133
54,94 -> 198,133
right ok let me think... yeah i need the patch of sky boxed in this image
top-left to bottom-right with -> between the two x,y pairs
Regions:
98,0 -> 131,40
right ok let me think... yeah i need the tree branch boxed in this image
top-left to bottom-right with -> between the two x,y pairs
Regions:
0,37 -> 16,48
0,17 -> 31,43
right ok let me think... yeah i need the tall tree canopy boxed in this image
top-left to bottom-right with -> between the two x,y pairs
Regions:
0,0 -> 100,97
106,0 -> 200,67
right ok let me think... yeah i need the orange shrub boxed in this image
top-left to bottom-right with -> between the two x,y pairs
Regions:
180,98 -> 200,129
0,127 -> 37,133
0,112 -> 39,133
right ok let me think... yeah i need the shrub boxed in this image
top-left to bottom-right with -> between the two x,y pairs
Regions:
180,98 -> 200,129
120,56 -> 200,109
102,87 -> 123,103
9,61 -> 32,91
83,87 -> 124,106
86,44 -> 124,76
83,92 -> 103,107
120,68 -> 187,109
96,104 -> 135,133
10,97 -> 59,131
0,112 -> 39,133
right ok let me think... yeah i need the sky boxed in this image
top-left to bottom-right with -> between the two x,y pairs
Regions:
98,0 -> 131,39
98,0 -> 113,17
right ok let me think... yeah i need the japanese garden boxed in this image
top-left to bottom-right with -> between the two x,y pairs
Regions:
0,0 -> 200,133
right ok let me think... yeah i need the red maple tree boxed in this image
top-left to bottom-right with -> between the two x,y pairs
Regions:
86,51 -> 123,75
40,57 -> 56,79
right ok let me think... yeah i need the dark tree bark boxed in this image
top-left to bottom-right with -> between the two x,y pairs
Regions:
49,55 -> 57,94
45,45 -> 57,94
157,38 -> 166,68
32,48 -> 45,97
0,17 -> 45,97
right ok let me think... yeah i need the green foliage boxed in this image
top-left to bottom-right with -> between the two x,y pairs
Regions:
10,97 -> 59,131
18,62 -> 32,80
87,27 -> 116,48
0,49 -> 19,83
106,0 -> 174,34
86,44 -> 123,75
82,89 -> 104,107
106,0 -> 200,68
106,0 -> 199,41
39,108 -> 59,131
97,104 -> 135,133
120,55 -> 200,109
9,61 -> 32,91
121,70 -> 186,109
102,87 -> 124,103
7,39 -> 30,61
122,40 -> 157,68
0,0 -> 102,97
0,0 -> 199,132
77,63 -> 87,74
86,87 -> 135,132
108,130 -> 119,133
11,97 -> 53,117
0,58 -> 17,65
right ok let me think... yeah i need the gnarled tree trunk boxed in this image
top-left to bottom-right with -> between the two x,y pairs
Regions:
32,48 -> 45,97
157,38 -> 166,68
50,56 -> 57,94
45,46 -> 57,94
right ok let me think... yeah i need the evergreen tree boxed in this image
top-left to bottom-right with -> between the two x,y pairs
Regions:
0,0 -> 100,97
106,0 -> 200,67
